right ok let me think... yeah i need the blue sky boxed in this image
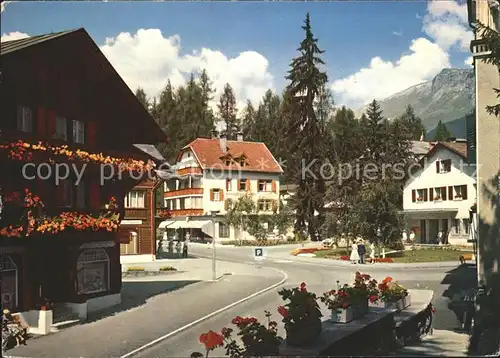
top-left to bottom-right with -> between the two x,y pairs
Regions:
1,1 -> 473,109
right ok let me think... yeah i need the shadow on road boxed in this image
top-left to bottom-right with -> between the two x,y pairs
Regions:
85,280 -> 200,323
441,264 -> 477,330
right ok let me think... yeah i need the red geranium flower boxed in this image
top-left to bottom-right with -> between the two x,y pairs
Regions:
199,330 -> 224,350
277,305 -> 289,318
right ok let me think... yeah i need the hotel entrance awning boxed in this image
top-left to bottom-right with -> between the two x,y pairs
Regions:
158,220 -> 213,236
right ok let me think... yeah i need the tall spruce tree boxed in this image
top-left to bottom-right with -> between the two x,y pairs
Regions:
397,105 -> 426,140
218,83 -> 239,139
241,99 -> 256,139
135,88 -> 149,110
434,120 -> 452,141
285,13 -> 329,241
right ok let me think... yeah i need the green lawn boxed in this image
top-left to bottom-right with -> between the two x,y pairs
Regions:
389,248 -> 474,263
314,247 -> 474,263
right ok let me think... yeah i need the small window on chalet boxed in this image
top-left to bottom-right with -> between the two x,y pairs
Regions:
239,179 -> 248,191
258,180 -> 273,192
211,189 -> 222,201
125,191 -> 145,208
225,159 -> 232,166
55,117 -> 68,140
73,120 -> 85,144
436,159 -> 451,173
257,199 -> 273,212
17,106 -> 33,133
239,159 -> 246,167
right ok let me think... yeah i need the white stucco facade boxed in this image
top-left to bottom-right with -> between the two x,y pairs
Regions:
403,145 -> 477,246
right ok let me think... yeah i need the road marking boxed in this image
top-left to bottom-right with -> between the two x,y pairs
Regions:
119,268 -> 288,358
273,259 -> 293,263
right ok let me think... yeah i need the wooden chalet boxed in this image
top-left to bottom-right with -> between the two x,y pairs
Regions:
0,28 -> 165,332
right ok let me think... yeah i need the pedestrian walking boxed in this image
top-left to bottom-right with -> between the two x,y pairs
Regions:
357,239 -> 366,264
369,242 -> 376,264
168,240 -> 174,256
350,241 -> 359,264
175,240 -> 182,258
182,240 -> 188,258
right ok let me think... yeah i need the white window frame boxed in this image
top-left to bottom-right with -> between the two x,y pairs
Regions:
219,222 -> 230,238
434,187 -> 442,200
453,185 -> 465,200
125,191 -> 145,208
258,180 -> 273,192
258,199 -> 273,212
239,179 -> 247,191
17,106 -> 33,133
439,159 -> 451,173
416,189 -> 425,201
212,189 -> 221,201
76,249 -> 110,295
55,116 -> 68,140
73,119 -> 85,144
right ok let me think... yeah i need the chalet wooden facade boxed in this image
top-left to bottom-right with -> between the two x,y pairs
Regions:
0,28 -> 164,331
119,178 -> 163,262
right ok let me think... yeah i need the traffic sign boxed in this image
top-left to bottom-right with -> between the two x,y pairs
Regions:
254,247 -> 264,261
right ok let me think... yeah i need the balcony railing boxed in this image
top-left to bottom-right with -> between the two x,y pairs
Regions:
124,208 -> 148,219
164,188 -> 203,198
176,167 -> 203,176
155,208 -> 204,218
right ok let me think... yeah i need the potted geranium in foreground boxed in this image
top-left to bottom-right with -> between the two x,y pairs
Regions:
278,282 -> 322,346
321,272 -> 379,323
376,276 -> 411,311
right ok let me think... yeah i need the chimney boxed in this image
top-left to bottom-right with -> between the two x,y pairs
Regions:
210,130 -> 218,139
236,132 -> 244,142
219,133 -> 227,153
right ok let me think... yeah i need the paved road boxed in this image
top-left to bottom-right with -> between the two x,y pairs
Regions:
130,245 -> 460,357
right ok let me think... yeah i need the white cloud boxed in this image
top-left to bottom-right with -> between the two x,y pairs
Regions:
330,0 -> 472,108
422,0 -> 473,51
392,31 -> 402,37
464,56 -> 473,67
331,38 -> 450,108
1,31 -> 30,42
100,28 -> 274,111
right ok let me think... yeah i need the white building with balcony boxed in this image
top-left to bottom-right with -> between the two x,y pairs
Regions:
157,132 -> 283,242
403,140 -> 476,246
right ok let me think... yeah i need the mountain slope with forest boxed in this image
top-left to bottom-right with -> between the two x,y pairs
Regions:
355,68 -> 475,138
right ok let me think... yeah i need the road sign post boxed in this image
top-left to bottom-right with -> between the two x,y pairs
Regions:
254,247 -> 264,261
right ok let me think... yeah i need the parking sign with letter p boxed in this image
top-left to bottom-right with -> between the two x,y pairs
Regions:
254,247 -> 264,261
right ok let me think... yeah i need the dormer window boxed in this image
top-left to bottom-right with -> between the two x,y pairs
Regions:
225,159 -> 232,166
239,160 -> 246,167
436,159 -> 451,173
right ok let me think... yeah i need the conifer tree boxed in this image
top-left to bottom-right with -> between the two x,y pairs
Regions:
284,13 -> 329,241
397,105 -> 426,140
135,88 -> 149,110
241,100 -> 256,139
218,83 -> 239,139
434,120 -> 452,141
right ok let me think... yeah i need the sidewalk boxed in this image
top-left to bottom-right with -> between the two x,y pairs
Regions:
394,329 -> 469,356
122,256 -> 284,281
7,261 -> 285,358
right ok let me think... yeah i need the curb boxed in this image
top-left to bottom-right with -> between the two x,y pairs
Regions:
119,267 -> 288,358
292,256 -> 461,269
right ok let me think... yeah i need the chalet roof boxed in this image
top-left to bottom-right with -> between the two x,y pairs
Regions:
0,29 -> 78,55
1,28 -> 166,144
180,138 -> 283,174
410,140 -> 432,156
420,141 -> 468,164
133,144 -> 166,162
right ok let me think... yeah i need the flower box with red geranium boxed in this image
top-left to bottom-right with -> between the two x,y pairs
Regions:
374,276 -> 411,311
277,282 -> 322,346
321,272 -> 379,323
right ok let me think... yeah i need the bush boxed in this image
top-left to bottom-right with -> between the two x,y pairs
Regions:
387,241 -> 405,251
159,266 -> 177,271
127,266 -> 145,272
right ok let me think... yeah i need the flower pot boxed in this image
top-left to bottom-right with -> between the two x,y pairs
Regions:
285,317 -> 322,346
384,294 -> 411,311
331,299 -> 368,323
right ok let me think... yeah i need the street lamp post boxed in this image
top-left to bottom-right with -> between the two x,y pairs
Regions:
211,210 -> 219,281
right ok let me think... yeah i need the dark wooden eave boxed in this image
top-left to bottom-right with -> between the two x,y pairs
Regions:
1,28 -> 166,145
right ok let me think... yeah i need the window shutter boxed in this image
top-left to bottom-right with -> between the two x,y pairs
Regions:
423,188 -> 428,201
245,180 -> 250,191
429,188 -> 434,201
412,190 -> 416,202
90,183 -> 100,210
226,179 -> 230,191
237,180 -> 241,191
462,185 -> 468,200
47,110 -> 56,138
441,187 -> 447,200
220,189 -> 224,202
436,161 -> 440,173
88,121 -> 97,147
272,200 -> 278,212
210,189 -> 214,201
224,200 -> 228,211
272,180 -> 277,192
448,186 -> 453,200
37,108 -> 46,137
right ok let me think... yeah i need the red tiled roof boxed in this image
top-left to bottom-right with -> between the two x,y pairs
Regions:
181,138 -> 283,173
